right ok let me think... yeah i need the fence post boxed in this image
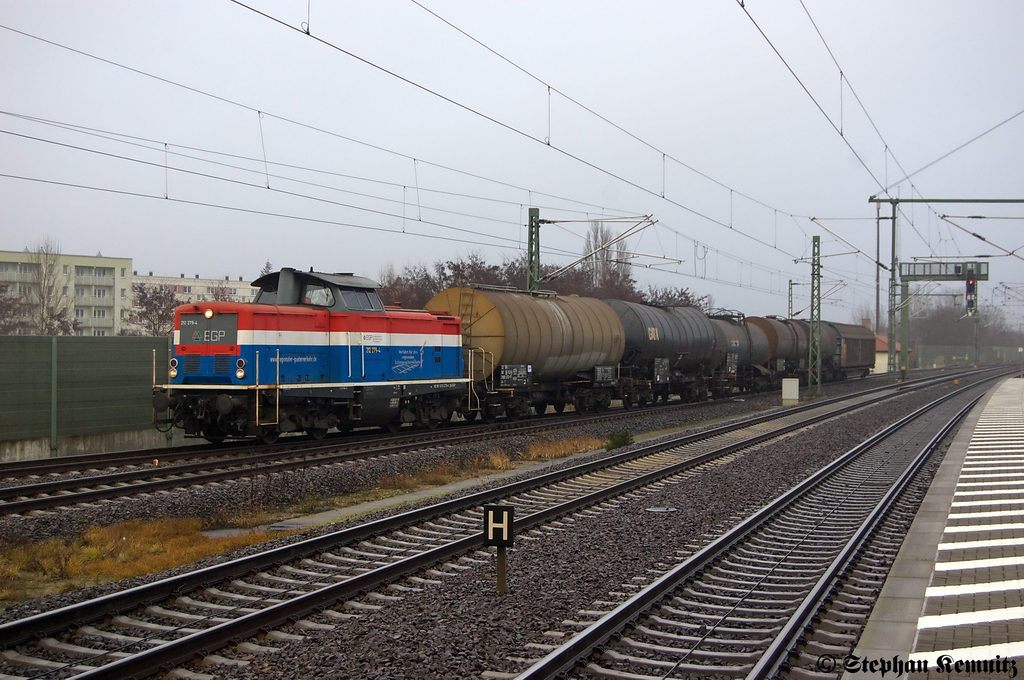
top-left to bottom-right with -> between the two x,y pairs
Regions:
50,336 -> 58,457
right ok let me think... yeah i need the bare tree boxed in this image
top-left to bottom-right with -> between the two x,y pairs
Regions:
582,221 -> 630,286
26,239 -> 77,335
131,283 -> 179,336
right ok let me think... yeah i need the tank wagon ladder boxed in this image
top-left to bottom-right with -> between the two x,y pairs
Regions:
465,347 -> 494,413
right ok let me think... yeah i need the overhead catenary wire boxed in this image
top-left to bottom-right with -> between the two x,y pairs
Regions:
227,1 -> 807,263
0,10 -> 972,312
0,17 -> 810,296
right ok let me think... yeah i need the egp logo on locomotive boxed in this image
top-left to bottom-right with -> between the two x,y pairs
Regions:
190,330 -> 228,342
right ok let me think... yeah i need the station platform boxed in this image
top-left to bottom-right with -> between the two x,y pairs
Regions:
848,376 -> 1024,675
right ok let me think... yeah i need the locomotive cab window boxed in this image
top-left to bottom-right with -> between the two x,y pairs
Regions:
253,286 -> 277,304
340,287 -> 383,312
301,284 -> 334,307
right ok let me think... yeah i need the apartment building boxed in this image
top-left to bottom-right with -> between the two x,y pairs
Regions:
1,249 -> 258,336
132,271 -> 260,305
0,249 -> 133,336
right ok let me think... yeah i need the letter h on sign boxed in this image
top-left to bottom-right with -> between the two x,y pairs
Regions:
483,505 -> 514,547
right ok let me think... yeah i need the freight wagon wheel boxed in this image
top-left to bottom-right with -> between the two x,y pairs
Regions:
307,428 -> 328,440
386,420 -> 402,433
552,401 -> 566,414
533,402 -> 548,416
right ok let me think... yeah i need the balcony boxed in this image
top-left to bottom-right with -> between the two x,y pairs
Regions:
0,271 -> 35,284
80,317 -> 114,328
75,275 -> 115,287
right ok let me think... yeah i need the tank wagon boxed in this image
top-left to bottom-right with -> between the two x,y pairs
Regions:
424,287 -> 626,418
746,316 -> 874,381
604,300 -> 716,403
153,273 -> 876,442
153,268 -> 468,442
707,312 -> 771,396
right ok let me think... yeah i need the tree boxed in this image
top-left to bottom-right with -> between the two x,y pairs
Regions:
582,221 -> 630,286
643,285 -> 709,310
24,239 -> 77,335
0,285 -> 29,335
131,283 -> 179,336
259,260 -> 273,277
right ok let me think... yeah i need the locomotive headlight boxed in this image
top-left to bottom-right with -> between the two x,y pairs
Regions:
169,358 -> 178,368
204,308 -> 214,319
169,368 -> 178,378
235,368 -> 246,379
236,358 -> 245,368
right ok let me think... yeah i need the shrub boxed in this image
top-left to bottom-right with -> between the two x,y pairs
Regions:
605,429 -> 634,450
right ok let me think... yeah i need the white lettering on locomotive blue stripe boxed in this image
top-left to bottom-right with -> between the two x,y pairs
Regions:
235,330 -> 459,347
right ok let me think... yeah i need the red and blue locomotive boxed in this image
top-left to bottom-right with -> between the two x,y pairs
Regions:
153,267 -> 468,443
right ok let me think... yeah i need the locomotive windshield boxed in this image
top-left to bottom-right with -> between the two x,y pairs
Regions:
340,287 -> 383,311
302,283 -> 334,307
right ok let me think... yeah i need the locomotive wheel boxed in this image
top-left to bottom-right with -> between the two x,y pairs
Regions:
307,428 -> 328,440
260,429 -> 280,445
203,427 -> 227,444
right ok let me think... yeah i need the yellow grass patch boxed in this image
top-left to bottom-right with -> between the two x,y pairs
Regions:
522,436 -> 604,461
0,518 -> 288,608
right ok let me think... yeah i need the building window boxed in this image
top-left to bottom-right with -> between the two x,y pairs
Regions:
76,287 -> 86,297
18,285 -> 31,296
120,288 -> 126,298
183,286 -> 192,294
94,288 -> 107,298
93,330 -> 106,337
19,263 -> 33,274
63,265 -> 69,274
75,308 -> 85,318
0,263 -> 9,273
93,309 -> 106,318
120,268 -> 126,277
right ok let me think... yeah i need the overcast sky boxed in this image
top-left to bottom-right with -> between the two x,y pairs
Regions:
2,1 -> 1022,323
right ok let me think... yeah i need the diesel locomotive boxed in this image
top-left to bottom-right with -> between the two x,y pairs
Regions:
153,268 -> 876,442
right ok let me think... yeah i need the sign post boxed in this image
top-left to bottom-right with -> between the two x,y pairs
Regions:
483,505 -> 514,595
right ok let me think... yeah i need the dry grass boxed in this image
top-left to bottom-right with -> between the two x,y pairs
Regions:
0,434 -> 621,609
522,435 -> 604,461
0,519 -> 291,608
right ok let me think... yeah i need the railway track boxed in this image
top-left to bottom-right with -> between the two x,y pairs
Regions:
0,371 -> 1001,679
509,379 -> 990,679
0,370 -> 981,517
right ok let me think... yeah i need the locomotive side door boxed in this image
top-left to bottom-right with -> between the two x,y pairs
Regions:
360,314 -> 388,382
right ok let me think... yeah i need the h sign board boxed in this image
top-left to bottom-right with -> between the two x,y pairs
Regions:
483,505 -> 514,547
